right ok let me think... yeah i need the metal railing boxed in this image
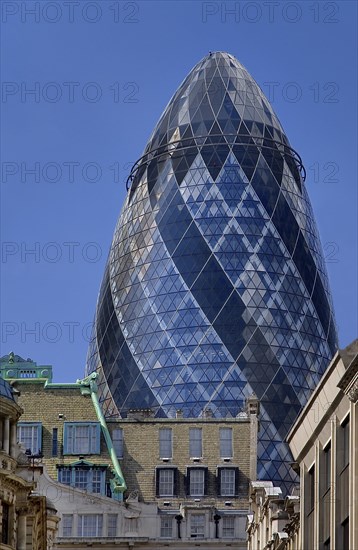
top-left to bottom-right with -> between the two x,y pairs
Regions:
126,134 -> 306,191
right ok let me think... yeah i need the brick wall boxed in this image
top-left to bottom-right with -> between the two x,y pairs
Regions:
108,417 -> 251,509
15,382 -> 110,479
15,381 -> 254,509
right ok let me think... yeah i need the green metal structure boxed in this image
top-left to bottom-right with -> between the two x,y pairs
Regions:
76,372 -> 127,500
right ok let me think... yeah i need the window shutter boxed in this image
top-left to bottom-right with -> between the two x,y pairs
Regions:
173,468 -> 178,496
234,468 -> 239,496
112,428 -> 123,458
65,424 -> 72,454
36,424 -> 42,454
155,469 -> 160,497
185,469 -> 191,496
204,467 -> 208,496
90,424 -> 99,454
217,468 -> 221,496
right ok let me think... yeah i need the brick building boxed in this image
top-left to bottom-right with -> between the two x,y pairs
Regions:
1,353 -> 259,548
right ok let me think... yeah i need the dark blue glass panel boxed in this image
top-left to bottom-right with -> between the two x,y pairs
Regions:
311,271 -> 331,333
213,291 -> 247,360
191,257 -> 233,323
251,157 -> 280,216
272,193 -> 300,257
157,192 -> 192,254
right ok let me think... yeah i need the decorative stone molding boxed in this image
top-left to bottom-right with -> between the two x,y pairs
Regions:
348,381 -> 358,403
338,352 -> 358,401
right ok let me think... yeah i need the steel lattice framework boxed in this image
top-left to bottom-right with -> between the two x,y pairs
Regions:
86,52 -> 337,487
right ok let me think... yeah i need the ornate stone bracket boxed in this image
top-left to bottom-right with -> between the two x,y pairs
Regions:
348,381 -> 358,403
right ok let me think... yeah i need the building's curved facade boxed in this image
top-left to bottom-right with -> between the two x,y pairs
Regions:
86,52 -> 338,485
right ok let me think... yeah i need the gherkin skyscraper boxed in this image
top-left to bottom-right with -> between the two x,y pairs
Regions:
86,52 -> 337,486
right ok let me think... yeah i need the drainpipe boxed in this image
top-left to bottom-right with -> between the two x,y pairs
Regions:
213,513 -> 221,538
175,514 -> 183,539
76,373 -> 127,500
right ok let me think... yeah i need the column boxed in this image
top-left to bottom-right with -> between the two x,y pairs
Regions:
103,513 -> 108,538
4,416 -> 10,454
17,512 -> 27,550
350,400 -> 357,550
330,417 -> 336,550
10,421 -> 17,458
314,442 -> 320,550
0,418 -> 3,450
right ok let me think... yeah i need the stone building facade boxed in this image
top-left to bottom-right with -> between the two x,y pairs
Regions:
246,482 -> 299,550
246,340 -> 357,550
1,353 -> 259,548
0,366 -> 59,549
287,340 -> 357,550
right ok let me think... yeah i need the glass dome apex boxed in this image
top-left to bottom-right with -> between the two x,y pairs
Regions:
142,50 -> 286,159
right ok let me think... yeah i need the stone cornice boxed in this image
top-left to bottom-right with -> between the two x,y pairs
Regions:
337,354 -> 358,402
347,381 -> 358,403
0,470 -> 33,491
0,398 -> 23,418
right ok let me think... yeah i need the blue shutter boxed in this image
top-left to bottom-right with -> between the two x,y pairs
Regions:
63,424 -> 72,454
92,423 -> 101,454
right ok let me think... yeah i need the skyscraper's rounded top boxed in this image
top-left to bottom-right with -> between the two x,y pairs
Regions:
142,50 -> 286,159
128,50 -> 304,206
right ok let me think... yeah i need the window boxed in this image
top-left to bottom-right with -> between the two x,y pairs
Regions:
190,514 -> 205,538
222,516 -> 235,538
342,518 -> 349,550
308,465 -> 315,512
112,428 -> 123,458
187,467 -> 207,496
342,417 -> 349,469
74,469 -> 88,490
322,442 -> 331,493
17,422 -> 42,454
156,468 -> 177,497
59,468 -> 71,485
160,516 -> 173,538
107,514 -> 117,537
339,417 -> 350,548
52,428 -> 58,457
58,465 -> 106,495
189,428 -> 202,458
220,428 -> 233,458
159,428 -> 172,459
91,469 -> 102,493
77,514 -> 103,537
219,468 -> 238,496
320,443 -> 331,548
63,422 -> 100,455
1,502 -> 10,544
306,465 -> 315,550
62,515 -> 73,537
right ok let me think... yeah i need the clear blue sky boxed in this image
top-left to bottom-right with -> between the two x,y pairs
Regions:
1,1 -> 357,382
